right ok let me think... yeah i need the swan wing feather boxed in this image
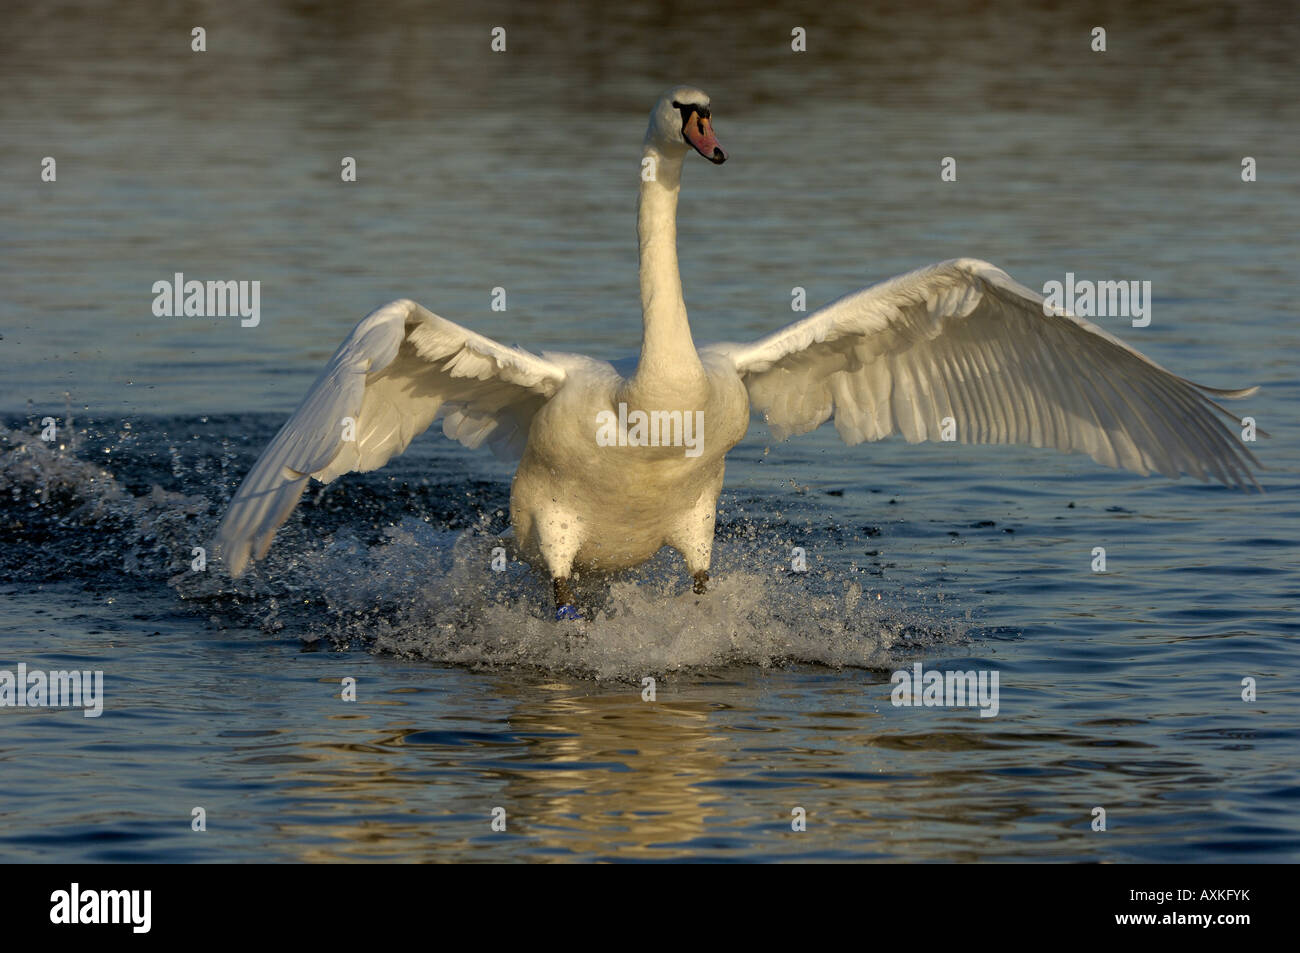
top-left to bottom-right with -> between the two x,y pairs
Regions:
705,258 -> 1260,488
215,299 -> 566,575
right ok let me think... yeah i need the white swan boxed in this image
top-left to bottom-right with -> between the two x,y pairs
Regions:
215,85 -> 1260,618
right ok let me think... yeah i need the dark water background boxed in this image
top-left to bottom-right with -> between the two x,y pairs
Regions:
1,1 -> 1297,861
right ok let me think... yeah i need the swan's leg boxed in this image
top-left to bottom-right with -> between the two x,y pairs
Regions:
669,482 -> 721,598
553,577 -> 580,619
534,510 -> 584,621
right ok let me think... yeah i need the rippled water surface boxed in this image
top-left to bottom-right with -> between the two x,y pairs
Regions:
2,1 -> 1298,862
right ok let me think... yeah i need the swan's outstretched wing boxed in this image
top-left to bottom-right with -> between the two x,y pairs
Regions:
216,299 -> 566,575
705,258 -> 1260,488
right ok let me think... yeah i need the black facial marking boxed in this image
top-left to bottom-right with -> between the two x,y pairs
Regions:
671,99 -> 711,126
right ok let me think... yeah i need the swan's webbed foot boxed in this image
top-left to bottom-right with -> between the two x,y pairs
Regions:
692,570 -> 709,595
553,577 -> 582,621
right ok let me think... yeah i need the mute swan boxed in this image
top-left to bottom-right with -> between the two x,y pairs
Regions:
215,85 -> 1261,620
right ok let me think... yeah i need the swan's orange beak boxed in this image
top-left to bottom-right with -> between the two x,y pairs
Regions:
683,111 -> 727,164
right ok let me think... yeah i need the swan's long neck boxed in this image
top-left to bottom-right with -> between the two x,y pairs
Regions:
631,142 -> 707,397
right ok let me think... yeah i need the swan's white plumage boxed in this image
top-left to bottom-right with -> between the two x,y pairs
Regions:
215,87 -> 1261,598
705,258 -> 1259,488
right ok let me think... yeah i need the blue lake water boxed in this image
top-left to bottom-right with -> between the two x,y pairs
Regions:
1,1 -> 1298,861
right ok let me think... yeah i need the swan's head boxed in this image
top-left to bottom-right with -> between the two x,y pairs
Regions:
647,86 -> 727,164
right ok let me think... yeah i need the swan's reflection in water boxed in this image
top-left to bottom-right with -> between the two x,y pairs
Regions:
487,683 -> 728,858
262,678 -> 738,861
252,673 -> 972,862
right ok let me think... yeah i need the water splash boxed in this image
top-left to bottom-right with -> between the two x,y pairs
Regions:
263,518 -> 966,681
2,418 -> 968,680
